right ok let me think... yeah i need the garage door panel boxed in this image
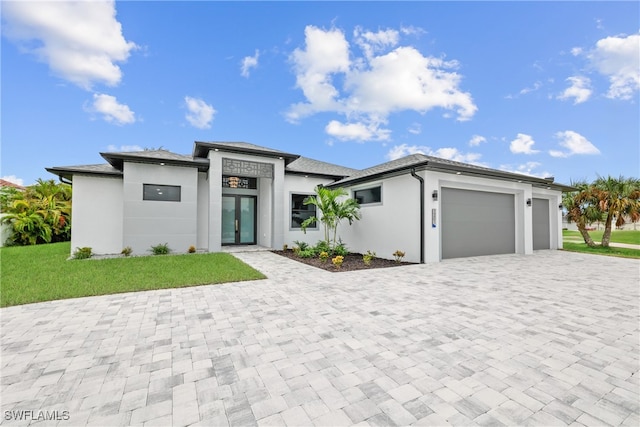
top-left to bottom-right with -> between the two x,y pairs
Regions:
532,198 -> 551,250
442,188 -> 515,259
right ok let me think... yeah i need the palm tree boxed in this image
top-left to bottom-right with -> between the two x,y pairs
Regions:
300,186 -> 361,248
563,181 -> 601,247
593,175 -> 640,247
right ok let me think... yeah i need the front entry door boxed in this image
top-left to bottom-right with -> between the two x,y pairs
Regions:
222,195 -> 257,245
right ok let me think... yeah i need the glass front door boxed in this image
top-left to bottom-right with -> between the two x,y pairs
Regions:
222,195 -> 256,245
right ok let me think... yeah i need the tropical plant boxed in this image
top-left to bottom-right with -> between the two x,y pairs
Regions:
333,240 -> 349,257
563,181 -> 601,247
363,250 -> 376,266
121,246 -> 133,257
592,175 -> 640,248
301,186 -> 361,249
150,243 -> 170,255
332,255 -> 344,269
73,247 -> 92,260
393,250 -> 406,263
1,179 -> 71,246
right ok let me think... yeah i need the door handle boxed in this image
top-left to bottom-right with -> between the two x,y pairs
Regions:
235,219 -> 239,232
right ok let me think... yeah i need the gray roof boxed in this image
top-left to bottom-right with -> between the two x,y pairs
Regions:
329,153 -> 576,191
46,164 -> 122,180
101,150 -> 209,171
193,141 -> 299,161
286,156 -> 358,178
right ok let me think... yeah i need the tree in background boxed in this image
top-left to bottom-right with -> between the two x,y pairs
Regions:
592,175 -> 640,247
301,186 -> 361,248
1,179 -> 71,245
564,176 -> 639,247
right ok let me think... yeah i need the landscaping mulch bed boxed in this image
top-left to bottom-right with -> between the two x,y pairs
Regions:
271,250 -> 415,272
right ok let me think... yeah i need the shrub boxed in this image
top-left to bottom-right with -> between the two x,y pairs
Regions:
121,246 -> 132,257
73,247 -> 92,260
363,250 -> 376,266
393,250 -> 406,263
319,251 -> 329,262
150,243 -> 170,255
293,240 -> 309,251
188,245 -> 196,253
333,240 -> 349,257
298,248 -> 316,258
332,255 -> 344,269
314,240 -> 331,254
282,244 -> 288,251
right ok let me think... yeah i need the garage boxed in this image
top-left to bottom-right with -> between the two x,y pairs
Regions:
441,188 -> 516,259
532,198 -> 551,250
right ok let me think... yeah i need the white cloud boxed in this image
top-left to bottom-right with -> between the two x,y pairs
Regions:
588,33 -> 640,100
558,76 -> 592,104
184,96 -> 216,129
106,144 -> 143,152
519,81 -> 543,95
549,130 -> 600,157
287,25 -> 477,141
469,135 -> 486,146
408,123 -> 422,135
354,27 -> 399,59
2,0 -> 136,90
241,50 -> 259,78
325,120 -> 390,141
1,175 -> 24,186
571,47 -> 583,56
386,144 -> 482,164
88,93 -> 136,125
510,133 -> 539,155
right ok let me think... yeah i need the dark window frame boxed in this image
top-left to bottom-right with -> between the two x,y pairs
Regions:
290,193 -> 317,230
353,185 -> 382,205
143,184 -> 181,202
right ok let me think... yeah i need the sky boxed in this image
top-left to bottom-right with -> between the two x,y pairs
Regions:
1,1 -> 639,187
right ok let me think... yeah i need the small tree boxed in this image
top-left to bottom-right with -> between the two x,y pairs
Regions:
563,181 -> 600,247
592,175 -> 640,247
300,186 -> 361,248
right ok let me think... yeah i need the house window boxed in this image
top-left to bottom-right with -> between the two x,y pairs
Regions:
143,184 -> 181,202
354,186 -> 381,205
291,194 -> 316,229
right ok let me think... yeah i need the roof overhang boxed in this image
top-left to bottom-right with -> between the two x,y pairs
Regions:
328,160 -> 577,192
193,141 -> 299,163
100,152 -> 209,172
46,166 -> 123,182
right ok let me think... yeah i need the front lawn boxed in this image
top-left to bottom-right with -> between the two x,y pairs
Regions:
0,242 -> 265,307
563,229 -> 640,244
561,242 -> 640,259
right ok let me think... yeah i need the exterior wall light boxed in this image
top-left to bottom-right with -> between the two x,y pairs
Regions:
526,198 -> 532,207
559,203 -> 563,210
432,190 -> 438,201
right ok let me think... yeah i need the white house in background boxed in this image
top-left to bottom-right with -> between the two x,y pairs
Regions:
47,141 -> 573,263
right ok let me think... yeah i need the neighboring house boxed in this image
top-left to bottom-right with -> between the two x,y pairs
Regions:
0,179 -> 27,247
47,141 -> 573,263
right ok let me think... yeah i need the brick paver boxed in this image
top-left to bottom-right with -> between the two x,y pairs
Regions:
1,250 -> 638,426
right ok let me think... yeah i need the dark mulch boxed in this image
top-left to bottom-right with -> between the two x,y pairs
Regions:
271,250 -> 415,272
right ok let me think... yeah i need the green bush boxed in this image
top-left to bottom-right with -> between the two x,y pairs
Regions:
363,250 -> 376,265
298,248 -> 316,258
121,246 -> 132,257
150,243 -> 170,255
333,240 -> 349,257
314,240 -> 331,254
73,247 -> 92,260
293,240 -> 309,251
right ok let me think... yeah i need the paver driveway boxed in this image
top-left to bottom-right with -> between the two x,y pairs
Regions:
1,251 -> 638,426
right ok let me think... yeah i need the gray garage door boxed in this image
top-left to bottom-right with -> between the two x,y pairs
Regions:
532,198 -> 550,250
442,188 -> 515,259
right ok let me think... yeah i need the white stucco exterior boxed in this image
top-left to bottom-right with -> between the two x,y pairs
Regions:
70,174 -> 123,254
48,141 -> 569,262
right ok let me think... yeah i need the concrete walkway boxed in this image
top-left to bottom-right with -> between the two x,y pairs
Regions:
1,251 -> 638,426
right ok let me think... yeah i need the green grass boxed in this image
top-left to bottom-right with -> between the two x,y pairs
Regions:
1,242 -> 265,307
561,242 -> 640,259
562,229 -> 640,244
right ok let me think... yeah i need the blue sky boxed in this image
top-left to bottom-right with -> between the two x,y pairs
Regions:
2,1 -> 639,187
